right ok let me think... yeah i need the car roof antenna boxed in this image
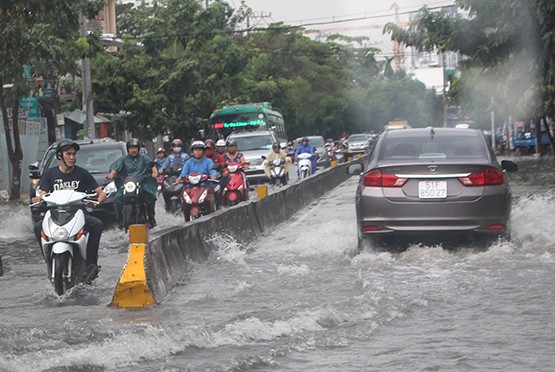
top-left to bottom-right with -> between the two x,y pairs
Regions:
429,127 -> 435,139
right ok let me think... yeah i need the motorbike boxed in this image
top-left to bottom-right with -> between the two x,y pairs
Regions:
161,166 -> 183,214
265,157 -> 288,186
181,172 -> 218,222
120,175 -> 149,231
222,162 -> 248,206
297,152 -> 314,179
32,188 -> 111,296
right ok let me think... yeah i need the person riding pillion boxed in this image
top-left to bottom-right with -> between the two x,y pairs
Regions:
161,138 -> 189,174
107,138 -> 159,228
155,147 -> 166,171
178,140 -> 218,212
32,139 -> 107,282
264,142 -> 290,179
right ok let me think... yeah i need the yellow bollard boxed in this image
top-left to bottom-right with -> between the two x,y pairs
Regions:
108,224 -> 156,308
257,185 -> 268,199
330,160 -> 337,167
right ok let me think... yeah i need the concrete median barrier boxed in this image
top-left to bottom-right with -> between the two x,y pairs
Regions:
117,160 -> 357,306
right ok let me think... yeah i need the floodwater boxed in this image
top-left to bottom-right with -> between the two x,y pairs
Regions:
1,156 -> 554,371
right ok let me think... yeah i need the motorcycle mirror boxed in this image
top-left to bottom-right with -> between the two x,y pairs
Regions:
103,181 -> 118,196
261,155 -> 266,160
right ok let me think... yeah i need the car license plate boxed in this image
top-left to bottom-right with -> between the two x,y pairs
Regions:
418,180 -> 447,199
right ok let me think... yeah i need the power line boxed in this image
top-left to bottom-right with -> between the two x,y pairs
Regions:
111,3 -> 454,41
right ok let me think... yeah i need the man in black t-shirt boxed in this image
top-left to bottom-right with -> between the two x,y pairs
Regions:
33,140 -> 107,281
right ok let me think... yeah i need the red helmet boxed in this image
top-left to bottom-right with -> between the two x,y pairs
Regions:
205,139 -> 215,149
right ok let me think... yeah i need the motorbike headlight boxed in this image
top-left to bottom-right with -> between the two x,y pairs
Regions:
228,165 -> 238,173
189,175 -> 201,185
198,189 -> 208,204
182,191 -> 193,204
124,181 -> 137,193
52,227 -> 69,241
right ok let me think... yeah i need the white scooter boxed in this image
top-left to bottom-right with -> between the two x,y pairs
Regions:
297,152 -> 313,179
33,185 -> 116,296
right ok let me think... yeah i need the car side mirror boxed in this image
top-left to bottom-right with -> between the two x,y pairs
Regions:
501,160 -> 518,173
347,163 -> 364,175
29,162 -> 39,171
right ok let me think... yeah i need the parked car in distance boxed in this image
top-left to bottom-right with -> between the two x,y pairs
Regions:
345,133 -> 371,158
293,135 -> 329,169
347,127 -> 518,250
226,130 -> 283,184
29,138 -> 127,225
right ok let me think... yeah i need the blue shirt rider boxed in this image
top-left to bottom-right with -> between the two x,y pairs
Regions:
179,140 -> 217,213
162,138 -> 189,174
295,137 -> 317,174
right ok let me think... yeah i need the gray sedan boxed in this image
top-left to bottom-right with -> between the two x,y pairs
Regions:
348,127 -> 518,250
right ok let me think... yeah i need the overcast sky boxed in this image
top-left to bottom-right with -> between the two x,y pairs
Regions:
228,0 -> 456,54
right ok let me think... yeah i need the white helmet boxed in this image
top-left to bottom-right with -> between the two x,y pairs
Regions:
216,139 -> 226,147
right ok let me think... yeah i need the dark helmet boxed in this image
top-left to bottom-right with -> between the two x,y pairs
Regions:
272,142 -> 280,149
126,138 -> 141,149
205,139 -> 215,149
56,139 -> 80,160
301,137 -> 309,142
226,139 -> 237,147
191,140 -> 206,150
171,138 -> 183,148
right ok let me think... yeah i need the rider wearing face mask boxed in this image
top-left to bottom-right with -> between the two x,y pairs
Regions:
161,139 -> 189,174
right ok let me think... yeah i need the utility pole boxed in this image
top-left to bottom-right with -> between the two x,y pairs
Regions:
80,13 -> 95,139
246,11 -> 272,32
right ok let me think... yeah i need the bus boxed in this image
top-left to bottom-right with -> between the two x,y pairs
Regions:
209,102 -> 287,142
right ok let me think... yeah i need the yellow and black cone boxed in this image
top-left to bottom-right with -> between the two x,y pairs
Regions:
108,224 -> 156,308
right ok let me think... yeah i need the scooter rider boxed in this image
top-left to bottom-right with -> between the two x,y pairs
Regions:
160,138 -> 188,212
221,138 -> 249,190
107,138 -> 159,228
161,138 -> 189,173
32,139 -> 107,281
205,139 -> 226,171
215,139 -> 226,155
295,137 -> 317,175
264,142 -> 290,179
178,140 -> 218,212
155,147 -> 166,171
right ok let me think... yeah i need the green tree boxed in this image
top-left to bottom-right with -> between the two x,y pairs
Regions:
385,0 -> 555,123
0,0 -> 102,201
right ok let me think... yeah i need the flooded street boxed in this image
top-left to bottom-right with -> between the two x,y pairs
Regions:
1,156 -> 555,371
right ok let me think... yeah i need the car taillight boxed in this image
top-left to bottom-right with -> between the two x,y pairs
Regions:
363,169 -> 407,187
458,167 -> 504,186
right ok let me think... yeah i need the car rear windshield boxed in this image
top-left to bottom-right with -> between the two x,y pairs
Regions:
231,134 -> 274,151
309,137 -> 325,147
349,135 -> 368,142
379,133 -> 487,161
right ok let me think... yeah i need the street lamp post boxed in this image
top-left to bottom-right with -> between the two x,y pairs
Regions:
80,13 -> 95,139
